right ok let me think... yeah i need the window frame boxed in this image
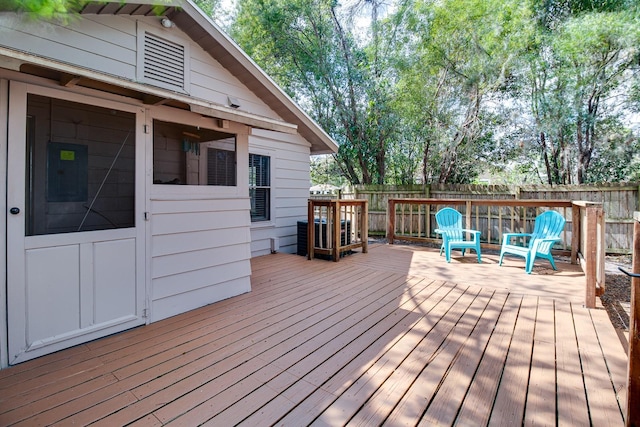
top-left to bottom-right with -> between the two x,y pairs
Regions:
150,112 -> 239,197
249,152 -> 273,224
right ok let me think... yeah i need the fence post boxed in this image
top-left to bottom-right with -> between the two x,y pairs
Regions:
307,200 -> 314,260
332,201 -> 340,262
362,200 -> 369,253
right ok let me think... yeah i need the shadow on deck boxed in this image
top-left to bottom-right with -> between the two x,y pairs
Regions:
0,243 -> 628,426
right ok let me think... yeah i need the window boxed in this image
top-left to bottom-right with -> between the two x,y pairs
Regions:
153,120 -> 236,186
249,154 -> 270,222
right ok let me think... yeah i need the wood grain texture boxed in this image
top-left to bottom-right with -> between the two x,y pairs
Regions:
0,244 -> 626,426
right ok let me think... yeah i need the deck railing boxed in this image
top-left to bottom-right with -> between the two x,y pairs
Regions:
387,198 -> 605,307
307,199 -> 368,262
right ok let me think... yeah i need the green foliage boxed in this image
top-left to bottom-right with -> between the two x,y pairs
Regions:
585,129 -> 640,183
10,0 -> 638,185
525,4 -> 640,183
310,155 -> 349,187
0,0 -> 87,19
231,0 -> 400,185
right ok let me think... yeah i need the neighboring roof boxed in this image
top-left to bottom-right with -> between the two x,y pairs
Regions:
310,184 -> 340,193
6,0 -> 340,154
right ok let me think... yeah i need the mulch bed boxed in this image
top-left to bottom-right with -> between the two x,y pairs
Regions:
601,256 -> 633,331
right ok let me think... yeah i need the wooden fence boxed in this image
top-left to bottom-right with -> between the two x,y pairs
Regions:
338,182 -> 639,254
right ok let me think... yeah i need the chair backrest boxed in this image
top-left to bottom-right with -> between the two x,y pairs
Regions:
435,208 -> 464,239
530,210 -> 566,252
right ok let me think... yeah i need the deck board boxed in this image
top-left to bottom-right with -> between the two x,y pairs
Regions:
487,295 -> 537,426
523,298 -> 557,426
0,243 -> 627,426
555,302 -> 591,426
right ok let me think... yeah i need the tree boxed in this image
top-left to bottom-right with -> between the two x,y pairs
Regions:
231,0 -> 401,185
390,0 -> 534,183
526,1 -> 640,184
0,0 -> 87,18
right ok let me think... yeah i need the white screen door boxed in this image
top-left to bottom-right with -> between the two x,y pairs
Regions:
7,82 -> 146,365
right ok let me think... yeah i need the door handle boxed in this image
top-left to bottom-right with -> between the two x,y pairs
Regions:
9,207 -> 20,215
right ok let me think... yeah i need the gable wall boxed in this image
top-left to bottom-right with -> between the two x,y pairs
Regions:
0,13 -> 281,121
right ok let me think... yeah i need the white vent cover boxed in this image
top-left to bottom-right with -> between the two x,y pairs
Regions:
142,32 -> 186,91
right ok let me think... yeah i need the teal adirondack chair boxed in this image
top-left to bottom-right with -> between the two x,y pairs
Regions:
498,210 -> 566,274
434,208 -> 482,263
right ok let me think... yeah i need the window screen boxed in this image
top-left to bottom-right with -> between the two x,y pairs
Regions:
153,120 -> 236,186
207,147 -> 236,186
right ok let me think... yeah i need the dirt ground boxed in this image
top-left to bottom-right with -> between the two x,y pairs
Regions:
601,254 -> 634,332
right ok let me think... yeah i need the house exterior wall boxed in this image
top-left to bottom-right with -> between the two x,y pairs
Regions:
0,13 -> 280,121
0,8 -> 319,365
249,129 -> 311,257
146,106 -> 253,322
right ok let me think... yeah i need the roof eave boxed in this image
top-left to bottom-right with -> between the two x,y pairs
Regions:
80,0 -> 339,154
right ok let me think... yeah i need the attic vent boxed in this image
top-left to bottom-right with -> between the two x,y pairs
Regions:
142,32 -> 186,91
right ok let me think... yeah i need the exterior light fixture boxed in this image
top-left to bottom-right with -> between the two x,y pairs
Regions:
161,18 -> 174,28
228,96 -> 240,109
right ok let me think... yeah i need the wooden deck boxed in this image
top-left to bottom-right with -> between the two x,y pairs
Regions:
0,243 -> 628,426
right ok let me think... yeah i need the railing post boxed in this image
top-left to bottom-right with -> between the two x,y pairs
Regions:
571,202 -> 580,265
307,199 -> 314,260
626,212 -> 640,427
332,200 -> 340,262
362,200 -> 369,253
584,206 -> 597,308
387,199 -> 395,244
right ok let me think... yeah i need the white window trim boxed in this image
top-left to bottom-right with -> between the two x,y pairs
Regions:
249,148 -> 275,228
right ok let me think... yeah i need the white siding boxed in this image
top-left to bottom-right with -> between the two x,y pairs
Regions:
0,8 -> 326,366
249,129 -> 311,257
0,14 -> 137,78
149,197 -> 252,321
0,13 -> 282,121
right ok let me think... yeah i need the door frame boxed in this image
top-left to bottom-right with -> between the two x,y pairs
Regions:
1,78 -> 8,368
5,80 -> 148,365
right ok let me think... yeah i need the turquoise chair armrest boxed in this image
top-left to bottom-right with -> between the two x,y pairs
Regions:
502,232 -> 532,245
461,229 -> 481,239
